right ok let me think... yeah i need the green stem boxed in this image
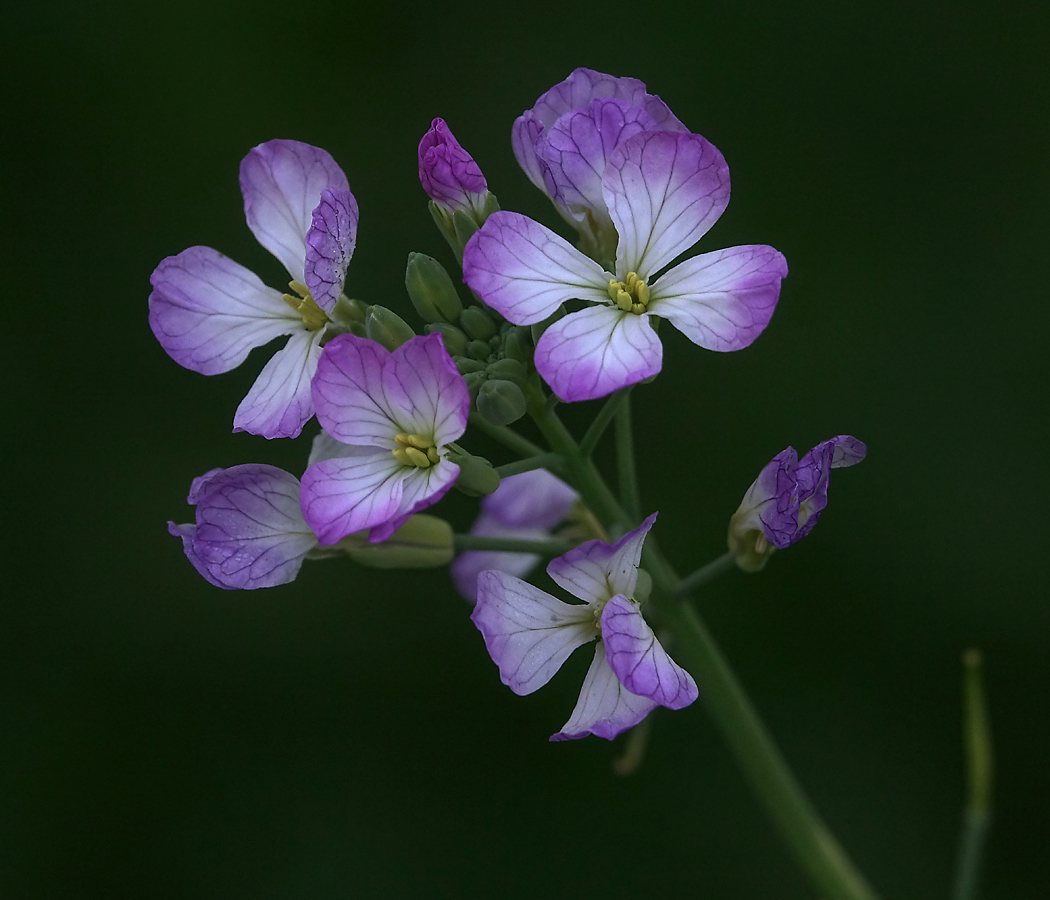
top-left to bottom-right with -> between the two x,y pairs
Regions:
495,453 -> 564,479
452,534 -> 576,555
615,390 -> 640,522
468,413 -> 544,459
953,649 -> 994,900
674,551 -> 737,599
524,385 -> 880,900
580,389 -> 629,458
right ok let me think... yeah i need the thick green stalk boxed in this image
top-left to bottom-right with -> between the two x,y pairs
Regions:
494,453 -> 564,479
674,551 -> 737,598
615,391 -> 640,522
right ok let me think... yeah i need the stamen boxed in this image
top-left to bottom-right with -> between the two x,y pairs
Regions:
606,273 -> 651,315
392,432 -> 440,469
281,281 -> 329,332
755,533 -> 768,554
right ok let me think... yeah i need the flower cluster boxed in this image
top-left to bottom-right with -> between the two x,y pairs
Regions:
152,68 -> 865,743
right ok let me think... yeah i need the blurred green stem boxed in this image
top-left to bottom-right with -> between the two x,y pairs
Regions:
494,453 -> 563,479
675,551 -> 737,599
452,534 -> 576,555
615,390 -> 641,523
524,386 -> 882,900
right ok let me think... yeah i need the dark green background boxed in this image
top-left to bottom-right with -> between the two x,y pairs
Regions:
5,2 -> 1047,897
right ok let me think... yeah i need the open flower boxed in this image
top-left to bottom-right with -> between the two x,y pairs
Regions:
472,514 -> 697,741
728,435 -> 867,572
511,67 -> 687,260
168,465 -> 319,590
300,333 -> 469,545
149,139 -> 358,438
451,469 -> 579,602
463,130 -> 787,402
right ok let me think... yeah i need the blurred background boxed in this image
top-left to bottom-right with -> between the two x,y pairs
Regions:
3,1 -> 1047,897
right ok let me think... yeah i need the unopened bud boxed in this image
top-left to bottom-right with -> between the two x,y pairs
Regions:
463,370 -> 487,401
331,295 -> 369,327
460,306 -> 497,342
727,515 -> 775,573
502,326 -> 532,365
343,514 -> 454,569
476,379 -> 527,426
447,449 -> 501,497
406,252 -> 463,323
485,358 -> 527,386
365,306 -> 415,350
424,322 -> 469,357
466,339 -> 492,361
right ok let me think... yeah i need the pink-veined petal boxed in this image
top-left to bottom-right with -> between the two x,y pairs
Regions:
304,187 -> 358,313
382,334 -> 470,446
535,306 -> 662,402
299,452 -> 408,546
451,517 -> 551,602
149,246 -> 298,375
307,431 -> 378,467
233,328 -> 321,439
604,131 -> 730,277
601,595 -> 698,709
472,571 -> 596,696
462,212 -> 609,325
547,514 -> 657,603
240,139 -> 349,284
482,470 -> 578,530
550,643 -> 657,741
367,459 -> 460,544
649,245 -> 787,351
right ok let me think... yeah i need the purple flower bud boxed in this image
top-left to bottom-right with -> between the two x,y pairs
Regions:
418,118 -> 488,217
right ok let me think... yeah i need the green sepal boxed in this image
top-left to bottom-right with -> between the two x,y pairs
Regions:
405,252 -> 463,323
424,323 -> 469,357
460,306 -> 498,341
338,514 -> 454,569
365,306 -> 416,350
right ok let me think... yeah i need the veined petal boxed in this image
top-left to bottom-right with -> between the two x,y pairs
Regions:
307,431 -> 378,467
462,212 -> 609,325
367,459 -> 460,544
511,111 -> 550,195
605,131 -> 730,278
731,448 -> 800,550
233,329 -> 321,439
312,335 -> 402,448
304,187 -> 358,313
240,139 -> 349,284
472,571 -> 595,696
649,245 -> 787,351
601,595 -> 698,709
418,118 -> 488,214
481,469 -> 578,530
793,435 -> 866,542
167,522 -> 225,588
551,643 -> 657,741
827,435 -> 868,469
149,246 -> 297,375
542,98 -> 659,220
547,513 -> 657,603
382,334 -> 470,446
451,517 -> 550,602
535,306 -> 662,402
300,452 -> 408,546
179,465 -> 318,590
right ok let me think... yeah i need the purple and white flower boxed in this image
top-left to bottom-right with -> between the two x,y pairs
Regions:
463,130 -> 787,402
472,513 -> 698,741
168,464 -> 319,590
149,139 -> 358,439
511,67 -> 688,260
729,435 -> 867,571
451,469 -> 579,602
300,333 -> 470,546
418,118 -> 489,220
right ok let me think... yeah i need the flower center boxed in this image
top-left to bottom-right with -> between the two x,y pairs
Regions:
607,272 -> 650,314
282,281 -> 329,332
392,432 -> 441,468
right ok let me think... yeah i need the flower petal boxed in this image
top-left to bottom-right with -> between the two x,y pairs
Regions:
179,465 -> 318,589
450,517 -> 550,602
481,469 -> 578,530
601,595 -> 698,709
462,212 -> 609,325
649,245 -> 788,351
472,571 -> 595,696
382,334 -> 470,446
367,460 -> 460,544
233,329 -> 321,439
535,306 -> 662,402
312,335 -> 402,448
304,187 -> 358,313
149,246 -> 297,375
604,131 -> 730,277
542,98 -> 659,221
827,435 -> 868,469
167,522 -> 225,588
307,431 -> 378,467
240,139 -> 349,284
547,513 -> 657,603
299,452 -> 408,546
418,117 -> 488,214
511,111 -> 550,195
730,447 -> 800,550
550,643 -> 657,741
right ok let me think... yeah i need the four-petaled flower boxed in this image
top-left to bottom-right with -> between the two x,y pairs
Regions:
300,333 -> 470,545
463,130 -> 788,402
149,139 -> 358,438
168,464 -> 320,590
729,435 -> 867,572
511,67 -> 688,261
451,469 -> 579,602
472,514 -> 698,741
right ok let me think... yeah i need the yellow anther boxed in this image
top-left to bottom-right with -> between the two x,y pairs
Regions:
395,432 -> 433,450
616,290 -> 634,312
426,447 -> 440,465
625,271 -> 639,290
755,533 -> 768,554
392,432 -> 440,469
607,279 -> 622,303
606,273 -> 651,315
635,281 -> 650,305
404,447 -> 432,467
282,281 -> 329,332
